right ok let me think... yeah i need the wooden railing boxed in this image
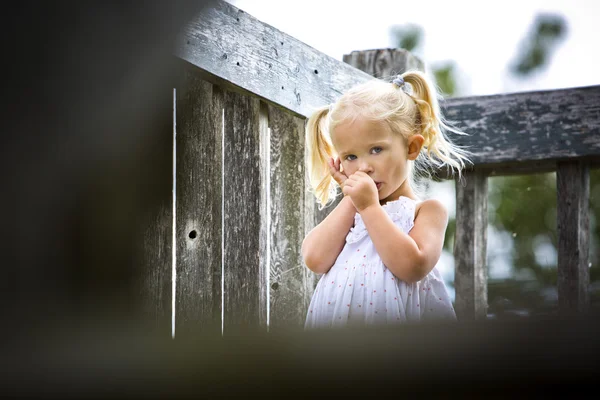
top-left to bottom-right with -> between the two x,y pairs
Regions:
140,0 -> 600,336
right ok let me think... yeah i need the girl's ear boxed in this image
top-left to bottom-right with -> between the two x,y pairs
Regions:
407,134 -> 424,160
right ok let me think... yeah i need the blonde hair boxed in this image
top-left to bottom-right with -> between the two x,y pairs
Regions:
306,70 -> 472,208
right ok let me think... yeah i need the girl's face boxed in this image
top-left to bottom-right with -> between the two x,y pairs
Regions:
332,117 -> 419,204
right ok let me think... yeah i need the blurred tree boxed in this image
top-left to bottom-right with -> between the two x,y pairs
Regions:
390,23 -> 423,53
510,13 -> 568,76
431,62 -> 458,97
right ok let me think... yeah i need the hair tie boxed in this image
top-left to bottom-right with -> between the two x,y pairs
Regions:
392,76 -> 404,87
392,76 -> 409,94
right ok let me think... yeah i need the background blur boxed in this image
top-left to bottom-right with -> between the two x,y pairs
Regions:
229,0 -> 600,318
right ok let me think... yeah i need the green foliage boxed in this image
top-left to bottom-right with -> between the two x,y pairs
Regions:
390,23 -> 423,52
432,62 -> 457,97
487,170 -> 600,316
510,13 -> 568,76
489,173 -> 558,285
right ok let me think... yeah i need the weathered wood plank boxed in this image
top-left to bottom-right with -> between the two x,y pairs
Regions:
174,0 -> 374,119
556,161 -> 590,315
175,71 -> 223,336
342,48 -> 424,79
443,85 -> 600,172
454,170 -> 489,320
267,106 -> 315,330
223,90 -> 265,330
258,102 -> 269,327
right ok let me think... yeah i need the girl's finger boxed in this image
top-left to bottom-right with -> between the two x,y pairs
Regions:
355,172 -> 372,182
328,161 -> 348,187
328,157 -> 338,174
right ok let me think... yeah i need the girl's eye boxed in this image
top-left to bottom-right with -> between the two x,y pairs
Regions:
345,155 -> 356,161
371,147 -> 382,154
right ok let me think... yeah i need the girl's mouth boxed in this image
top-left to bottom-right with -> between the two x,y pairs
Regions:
375,182 -> 382,191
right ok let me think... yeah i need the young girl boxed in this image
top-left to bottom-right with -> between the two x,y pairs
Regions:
302,70 -> 470,329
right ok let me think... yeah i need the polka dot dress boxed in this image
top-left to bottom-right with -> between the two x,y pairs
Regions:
305,196 -> 456,329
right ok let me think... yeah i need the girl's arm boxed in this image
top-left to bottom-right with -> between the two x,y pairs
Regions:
359,199 -> 448,283
301,196 -> 356,275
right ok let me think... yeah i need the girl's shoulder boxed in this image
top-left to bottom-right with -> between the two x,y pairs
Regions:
414,198 -> 448,222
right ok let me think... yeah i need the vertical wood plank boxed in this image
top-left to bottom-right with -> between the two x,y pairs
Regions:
223,90 -> 265,330
175,70 -> 223,336
268,106 -> 316,330
258,102 -> 270,327
454,170 -> 488,320
556,161 -> 590,315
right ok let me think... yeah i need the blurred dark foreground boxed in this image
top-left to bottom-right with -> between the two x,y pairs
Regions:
3,313 -> 600,398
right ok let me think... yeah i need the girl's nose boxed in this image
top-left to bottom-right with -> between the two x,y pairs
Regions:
359,162 -> 373,173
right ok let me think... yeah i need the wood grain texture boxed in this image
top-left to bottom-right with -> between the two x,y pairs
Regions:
174,0 -> 374,119
258,102 -> 270,327
342,48 -> 424,79
454,170 -> 489,320
267,106 -> 316,330
223,90 -> 265,330
443,85 -> 600,173
556,161 -> 590,315
175,71 -> 223,336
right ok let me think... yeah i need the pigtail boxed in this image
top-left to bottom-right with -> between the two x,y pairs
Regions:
401,70 -> 471,178
305,105 -> 337,207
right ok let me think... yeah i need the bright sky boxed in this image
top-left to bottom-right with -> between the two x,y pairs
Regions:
228,0 -> 600,97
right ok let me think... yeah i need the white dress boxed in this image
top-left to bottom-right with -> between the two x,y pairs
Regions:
305,196 -> 456,329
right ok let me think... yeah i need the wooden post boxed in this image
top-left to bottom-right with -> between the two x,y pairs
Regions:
556,161 -> 590,315
454,170 -> 489,320
343,48 -> 425,79
175,66 -> 224,337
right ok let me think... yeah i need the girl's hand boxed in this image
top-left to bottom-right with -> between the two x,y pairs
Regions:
342,170 -> 379,211
328,157 -> 349,193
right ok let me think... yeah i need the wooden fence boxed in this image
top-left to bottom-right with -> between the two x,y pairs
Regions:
140,0 -> 600,336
